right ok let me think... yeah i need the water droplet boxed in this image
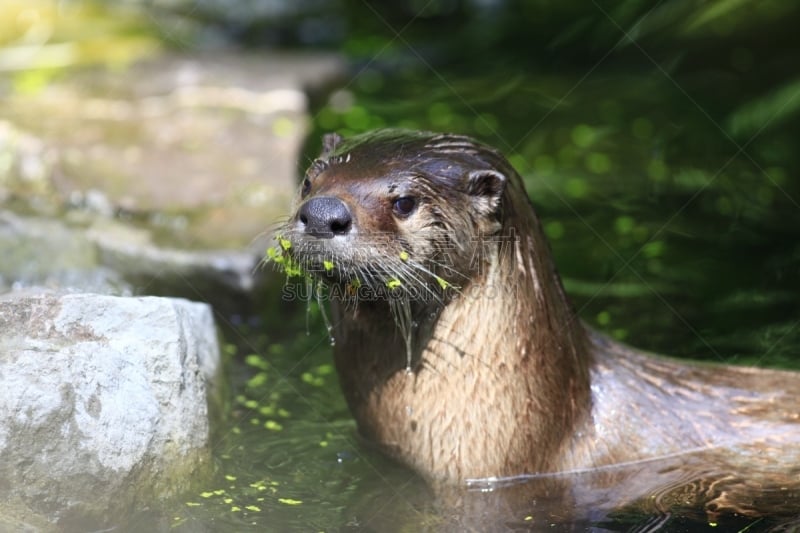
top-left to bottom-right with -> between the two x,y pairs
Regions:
329,336 -> 336,346
336,451 -> 354,464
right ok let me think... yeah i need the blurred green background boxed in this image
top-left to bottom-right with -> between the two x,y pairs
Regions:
2,1 -> 799,530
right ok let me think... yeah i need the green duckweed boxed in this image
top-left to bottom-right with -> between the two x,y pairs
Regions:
386,278 -> 402,289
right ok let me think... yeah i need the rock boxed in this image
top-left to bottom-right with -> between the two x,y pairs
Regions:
86,216 -> 261,304
0,51 -> 345,249
0,210 -> 125,294
0,209 -> 269,315
0,292 -> 221,530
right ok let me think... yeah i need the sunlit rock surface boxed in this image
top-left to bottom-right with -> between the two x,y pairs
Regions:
0,51 -> 344,249
0,292 -> 220,530
0,51 -> 344,300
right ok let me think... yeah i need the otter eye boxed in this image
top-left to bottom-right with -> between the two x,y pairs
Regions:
392,196 -> 417,217
301,178 -> 312,198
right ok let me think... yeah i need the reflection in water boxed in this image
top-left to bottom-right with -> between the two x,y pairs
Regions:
461,442 -> 800,530
333,443 -> 800,531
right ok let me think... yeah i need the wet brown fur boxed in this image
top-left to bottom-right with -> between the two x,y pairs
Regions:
279,129 -> 800,518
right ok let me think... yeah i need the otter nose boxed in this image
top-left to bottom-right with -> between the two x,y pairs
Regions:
297,196 -> 353,238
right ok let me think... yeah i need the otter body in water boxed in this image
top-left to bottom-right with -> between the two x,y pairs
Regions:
275,129 -> 800,518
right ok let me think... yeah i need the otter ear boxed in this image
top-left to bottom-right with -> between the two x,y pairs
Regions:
321,132 -> 343,157
466,169 -> 506,215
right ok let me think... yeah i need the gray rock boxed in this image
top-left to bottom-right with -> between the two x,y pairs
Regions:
86,215 -> 260,298
0,209 -> 265,315
0,292 -> 220,530
0,210 -> 125,294
0,52 -> 345,249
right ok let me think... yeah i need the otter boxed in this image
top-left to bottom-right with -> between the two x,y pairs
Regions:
272,129 -> 800,520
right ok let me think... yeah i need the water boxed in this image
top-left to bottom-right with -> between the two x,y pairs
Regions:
167,311 -> 432,532
162,64 -> 800,531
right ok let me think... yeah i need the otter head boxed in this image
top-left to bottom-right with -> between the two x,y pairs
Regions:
277,129 -> 509,303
